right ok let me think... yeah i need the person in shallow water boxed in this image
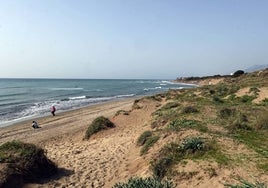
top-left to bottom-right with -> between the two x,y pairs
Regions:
32,121 -> 39,129
51,105 -> 56,116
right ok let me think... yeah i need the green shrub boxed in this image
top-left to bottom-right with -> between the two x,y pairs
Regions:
84,116 -> 115,139
137,131 -> 153,146
151,157 -> 173,180
145,95 -> 163,102
151,106 -> 180,129
179,137 -> 205,153
229,113 -> 252,132
238,95 -> 256,103
151,138 -> 206,179
216,84 -> 229,96
218,108 -> 236,119
167,119 -> 204,132
167,119 -> 181,131
182,106 -> 199,114
0,141 -> 57,187
209,90 -> 216,95
260,98 -> 268,106
114,110 -> 129,116
213,96 -> 224,103
140,136 -> 160,155
113,177 -> 175,188
150,137 -> 226,179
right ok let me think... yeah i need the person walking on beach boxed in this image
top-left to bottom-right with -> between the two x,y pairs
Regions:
51,105 -> 56,116
32,121 -> 40,129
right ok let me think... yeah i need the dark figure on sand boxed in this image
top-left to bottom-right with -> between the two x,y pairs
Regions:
51,105 -> 56,116
32,121 -> 40,129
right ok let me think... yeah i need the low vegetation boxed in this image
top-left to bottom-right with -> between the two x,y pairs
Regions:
137,131 -> 160,155
137,131 -> 153,146
225,179 -> 267,188
167,119 -> 207,132
114,110 -> 130,116
0,141 -> 57,187
84,116 -> 115,139
113,177 -> 175,188
132,69 -> 268,186
150,136 -> 229,180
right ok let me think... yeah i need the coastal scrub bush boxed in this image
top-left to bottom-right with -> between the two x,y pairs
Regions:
260,98 -> 268,106
114,110 -> 129,117
0,141 -> 57,187
255,112 -> 268,130
167,119 -> 205,132
137,131 -> 159,155
132,99 -> 142,110
167,119 -> 181,131
151,157 -> 173,180
213,84 -> 239,97
140,136 -> 160,155
179,137 -> 205,154
151,107 -> 180,129
238,95 -> 256,103
145,94 -> 163,102
228,113 -> 252,132
218,108 -> 236,119
215,84 -> 229,96
137,131 -> 153,146
150,137 -> 227,179
213,96 -> 224,104
113,177 -> 175,188
84,116 -> 115,139
151,137 -> 207,179
161,102 -> 180,110
150,142 -> 180,180
182,106 -> 199,114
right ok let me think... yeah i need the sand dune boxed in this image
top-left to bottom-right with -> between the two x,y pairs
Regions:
0,99 -> 159,188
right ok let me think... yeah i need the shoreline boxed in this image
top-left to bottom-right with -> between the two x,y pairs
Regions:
0,98 -> 136,145
0,96 -> 140,128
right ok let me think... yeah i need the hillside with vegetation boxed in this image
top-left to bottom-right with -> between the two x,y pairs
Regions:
115,68 -> 268,187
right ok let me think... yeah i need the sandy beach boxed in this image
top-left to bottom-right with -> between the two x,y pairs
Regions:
0,98 -> 159,187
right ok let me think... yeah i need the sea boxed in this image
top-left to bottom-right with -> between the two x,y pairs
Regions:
0,79 -> 195,127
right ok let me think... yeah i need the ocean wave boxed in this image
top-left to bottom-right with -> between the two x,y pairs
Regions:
115,94 -> 135,98
49,87 -> 84,91
143,87 -> 162,91
69,96 -> 87,100
0,92 -> 28,98
62,93 -> 136,102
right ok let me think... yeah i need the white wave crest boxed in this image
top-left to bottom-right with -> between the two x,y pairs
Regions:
69,96 -> 86,100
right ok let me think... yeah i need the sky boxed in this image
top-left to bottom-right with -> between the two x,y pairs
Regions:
0,0 -> 268,79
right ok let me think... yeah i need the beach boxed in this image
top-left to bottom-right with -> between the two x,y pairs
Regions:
0,97 -> 157,187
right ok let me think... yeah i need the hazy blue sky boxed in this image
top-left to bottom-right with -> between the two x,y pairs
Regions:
0,0 -> 267,79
